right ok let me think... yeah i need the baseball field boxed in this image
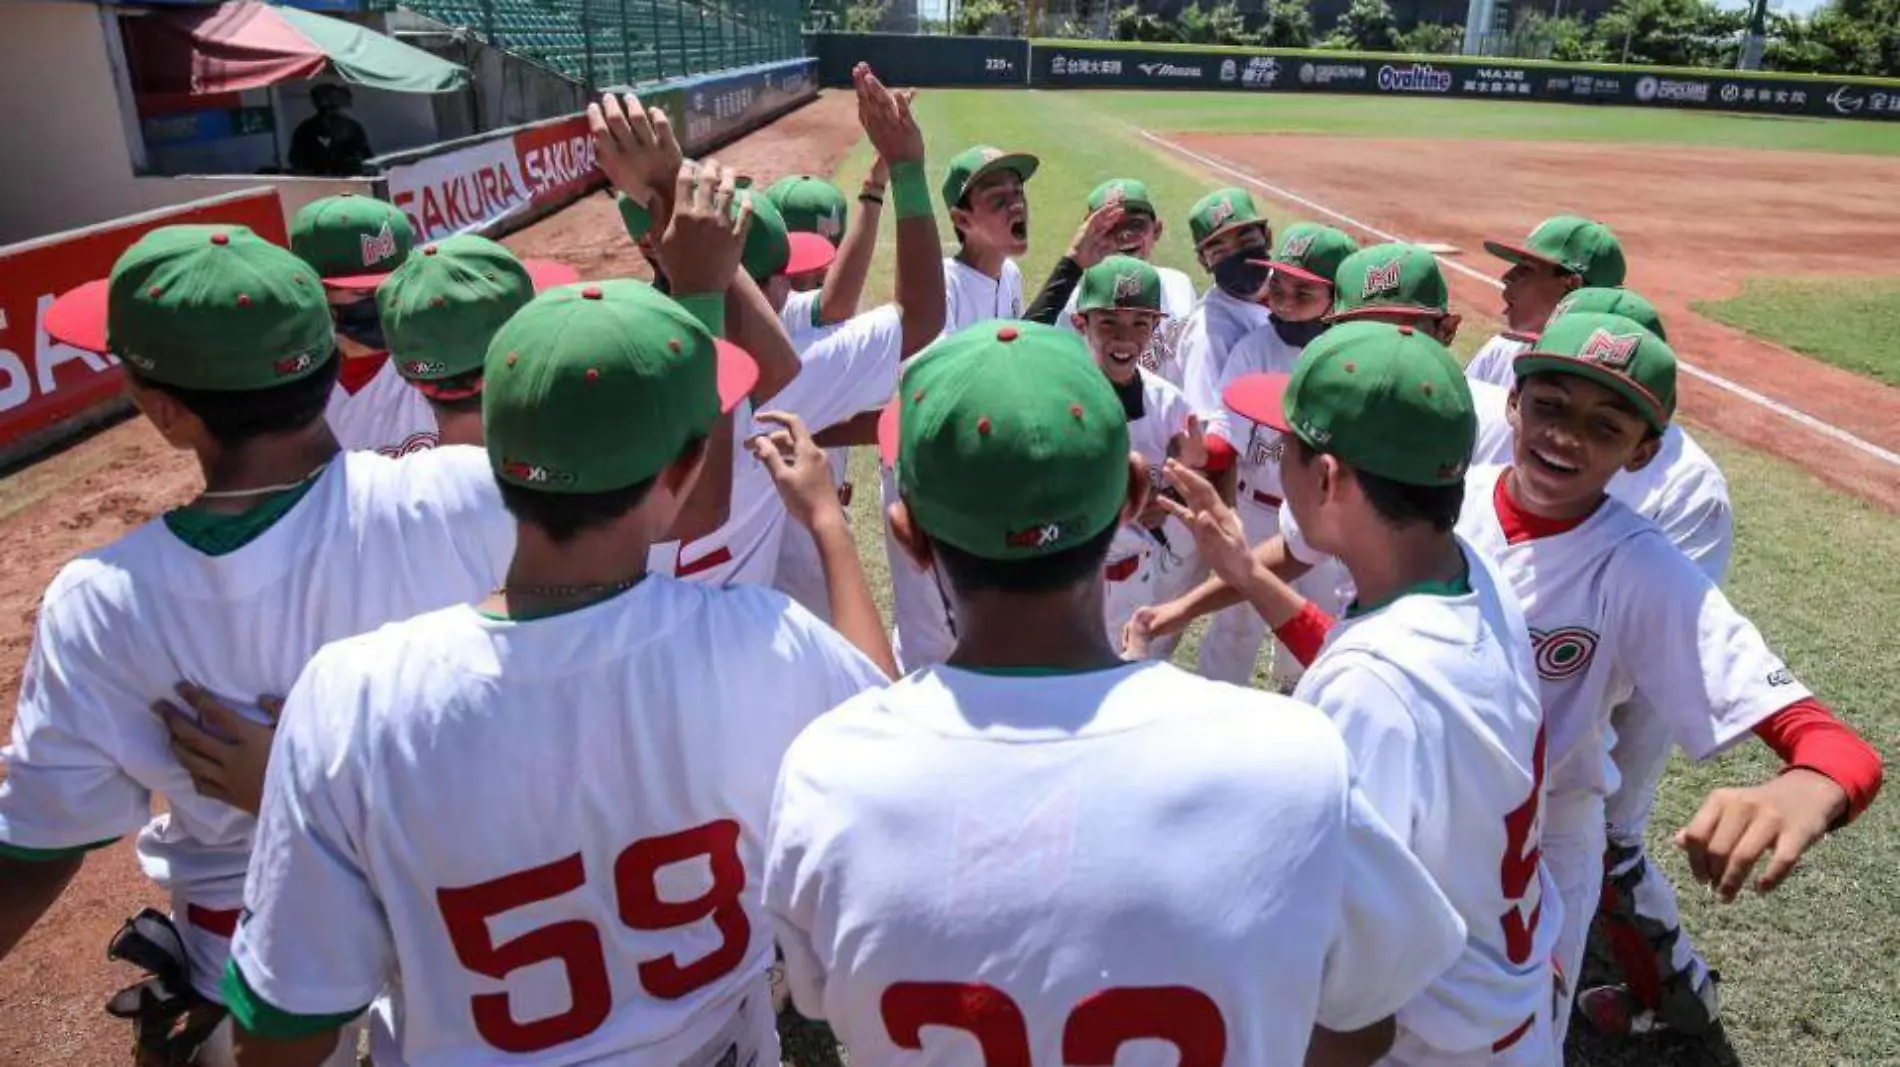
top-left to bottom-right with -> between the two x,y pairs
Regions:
3,86 -> 1899,1065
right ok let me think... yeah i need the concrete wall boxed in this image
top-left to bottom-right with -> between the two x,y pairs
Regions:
397,21 -> 588,138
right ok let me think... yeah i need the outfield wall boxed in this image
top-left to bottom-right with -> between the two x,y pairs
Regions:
809,33 -> 1900,122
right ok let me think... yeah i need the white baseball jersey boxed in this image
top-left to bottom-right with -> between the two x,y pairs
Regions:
0,447 -> 511,1000
780,289 -> 845,351
1462,332 -> 1534,391
1294,543 -> 1558,1063
1059,264 -> 1200,385
326,353 -> 440,457
942,257 -> 1023,332
1103,371 -> 1196,642
230,580 -> 887,1066
765,661 -> 1467,1067
1180,286 -> 1273,418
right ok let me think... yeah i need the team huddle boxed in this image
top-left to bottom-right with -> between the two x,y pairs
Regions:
0,64 -> 1885,1067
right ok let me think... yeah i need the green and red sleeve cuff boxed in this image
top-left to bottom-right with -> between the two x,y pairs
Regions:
221,959 -> 367,1039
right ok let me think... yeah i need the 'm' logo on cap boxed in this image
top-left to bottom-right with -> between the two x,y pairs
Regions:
361,223 -> 398,267
273,352 -> 316,377
1579,328 -> 1641,369
1206,198 -> 1235,228
1282,233 -> 1316,260
818,205 -> 843,239
980,147 -> 1005,164
1006,522 -> 1063,549
501,459 -> 577,485
1103,184 -> 1127,206
1113,272 -> 1143,301
1363,260 -> 1403,298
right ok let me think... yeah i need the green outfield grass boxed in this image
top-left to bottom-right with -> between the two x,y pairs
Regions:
815,88 -> 1900,1067
1696,277 -> 1900,387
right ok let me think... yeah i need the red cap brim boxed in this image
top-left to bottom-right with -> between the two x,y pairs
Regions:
876,397 -> 901,468
412,377 -> 485,402
1222,372 -> 1293,432
44,279 -> 111,354
1257,259 -> 1333,288
323,271 -> 395,293
522,259 -> 581,291
716,339 -> 759,414
784,232 -> 837,277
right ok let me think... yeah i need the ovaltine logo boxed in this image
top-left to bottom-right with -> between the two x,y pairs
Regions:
1579,328 -> 1641,369
1362,259 -> 1403,297
501,459 -> 577,485
273,352 -> 317,377
1006,522 -> 1063,549
361,223 -> 398,267
1281,233 -> 1316,260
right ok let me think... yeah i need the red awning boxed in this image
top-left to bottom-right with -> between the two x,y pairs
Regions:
121,3 -> 330,100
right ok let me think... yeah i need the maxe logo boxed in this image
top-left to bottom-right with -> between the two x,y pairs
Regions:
360,222 -> 398,267
1006,522 -> 1065,549
1827,86 -> 1865,114
1363,259 -> 1403,297
1376,63 -> 1453,94
401,359 -> 447,377
501,459 -> 577,485
1138,62 -> 1205,79
1530,626 -> 1599,680
1579,328 -> 1642,369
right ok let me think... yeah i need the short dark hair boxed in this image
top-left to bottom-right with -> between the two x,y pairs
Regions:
930,518 -> 1120,596
497,476 -> 658,544
133,354 -> 340,449
1290,436 -> 1463,533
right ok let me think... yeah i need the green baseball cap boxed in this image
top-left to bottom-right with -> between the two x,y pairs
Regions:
1257,223 -> 1360,289
1514,311 -> 1675,432
483,280 -> 759,493
289,194 -> 415,291
740,191 -> 836,282
1076,255 -> 1162,314
1226,321 -> 1475,487
43,225 -> 334,391
378,235 -> 581,397
1087,178 -> 1155,218
1188,187 -> 1268,248
767,175 -> 849,246
1327,243 -> 1450,323
1548,286 -> 1666,341
941,145 -> 1040,211
877,321 -> 1130,561
1484,216 -> 1627,288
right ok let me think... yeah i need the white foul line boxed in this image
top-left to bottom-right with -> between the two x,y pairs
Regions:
1136,127 -> 1900,470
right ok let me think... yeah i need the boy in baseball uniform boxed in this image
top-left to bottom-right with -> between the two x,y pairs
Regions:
1165,321 -> 1560,1065
1178,187 -> 1275,420
3,226 -> 517,1066
224,275 -> 892,1067
379,234 -> 579,447
1463,216 -> 1626,391
765,319 -> 1467,1067
289,194 -> 442,457
767,168 -> 882,345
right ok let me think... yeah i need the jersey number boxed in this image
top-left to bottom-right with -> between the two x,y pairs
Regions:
435,820 -> 748,1054
881,982 -> 1226,1066
1498,726 -> 1548,964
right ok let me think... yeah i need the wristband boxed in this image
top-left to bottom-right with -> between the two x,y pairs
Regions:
672,292 -> 726,339
617,195 -> 653,242
888,160 -> 932,221
859,193 -> 885,207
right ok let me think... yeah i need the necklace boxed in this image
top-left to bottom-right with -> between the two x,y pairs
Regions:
198,463 -> 329,501
496,576 -> 646,600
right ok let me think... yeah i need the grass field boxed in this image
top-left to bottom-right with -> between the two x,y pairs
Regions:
823,89 -> 1900,1066
1697,277 -> 1900,387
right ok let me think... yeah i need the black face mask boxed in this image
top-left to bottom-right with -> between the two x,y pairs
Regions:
1272,316 -> 1330,349
331,300 -> 386,351
1212,254 -> 1270,301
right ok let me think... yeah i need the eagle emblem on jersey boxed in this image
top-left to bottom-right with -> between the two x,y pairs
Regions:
360,222 -> 398,267
1530,626 -> 1599,680
1006,522 -> 1063,549
1281,233 -> 1316,260
1362,260 -> 1403,298
1578,328 -> 1641,370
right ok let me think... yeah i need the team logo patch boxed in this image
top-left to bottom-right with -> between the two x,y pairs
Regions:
1362,259 -> 1403,298
401,359 -> 447,377
272,352 -> 316,377
1247,428 -> 1284,467
980,147 -> 1005,164
1006,522 -> 1064,549
1530,626 -> 1599,680
501,458 -> 577,485
1205,198 -> 1236,229
1293,415 -> 1331,445
1103,183 -> 1128,206
1767,667 -> 1795,687
817,205 -> 843,240
360,222 -> 398,267
1113,271 -> 1144,303
1579,328 -> 1641,370
1281,233 -> 1316,261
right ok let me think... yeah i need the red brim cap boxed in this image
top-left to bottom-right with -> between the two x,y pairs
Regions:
44,279 -> 111,354
412,377 -> 485,402
522,259 -> 582,291
1222,372 -> 1293,432
1256,258 -> 1332,288
876,397 -> 901,468
322,271 -> 396,293
784,232 -> 837,277
716,338 -> 759,415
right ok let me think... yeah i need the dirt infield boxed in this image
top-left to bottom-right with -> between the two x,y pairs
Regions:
0,89 -> 860,1066
1175,133 -> 1900,512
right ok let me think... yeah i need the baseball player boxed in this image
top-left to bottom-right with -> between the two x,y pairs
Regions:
288,194 -> 442,457
1066,256 -> 1210,646
1163,321 -> 1559,1065
378,234 -> 579,447
223,271 -> 892,1065
3,225 -> 518,1067
1178,187 -> 1275,419
1463,215 -> 1626,391
1194,223 -> 1359,686
765,319 -> 1467,1067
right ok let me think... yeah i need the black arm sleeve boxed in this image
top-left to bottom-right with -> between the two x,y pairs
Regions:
1023,255 -> 1085,326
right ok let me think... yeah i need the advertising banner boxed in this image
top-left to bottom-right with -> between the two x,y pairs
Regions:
810,33 -> 1029,87
0,189 -> 286,457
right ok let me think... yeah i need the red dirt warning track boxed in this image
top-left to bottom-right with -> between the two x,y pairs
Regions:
1175,132 -> 1900,511
0,90 -> 862,1067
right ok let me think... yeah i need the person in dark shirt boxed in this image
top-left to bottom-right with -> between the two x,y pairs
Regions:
288,85 -> 374,177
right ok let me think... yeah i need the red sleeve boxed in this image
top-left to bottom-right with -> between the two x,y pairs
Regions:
1752,698 -> 1883,826
1272,601 -> 1336,669
1204,434 -> 1237,474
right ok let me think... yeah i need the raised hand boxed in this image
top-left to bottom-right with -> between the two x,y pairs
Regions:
853,63 -> 924,166
587,92 -> 684,208
1171,415 -> 1211,471
1155,459 -> 1254,589
657,159 -> 750,295
749,411 -> 845,532
1069,203 -> 1129,269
